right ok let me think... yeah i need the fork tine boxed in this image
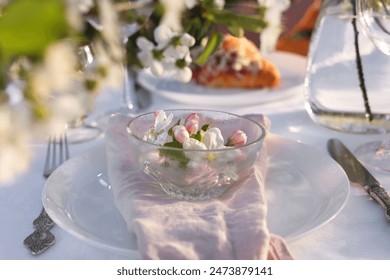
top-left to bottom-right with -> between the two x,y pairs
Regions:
58,135 -> 63,164
64,134 -> 70,160
43,134 -> 70,178
57,133 -> 70,166
43,138 -> 50,174
55,133 -> 70,169
43,136 -> 54,178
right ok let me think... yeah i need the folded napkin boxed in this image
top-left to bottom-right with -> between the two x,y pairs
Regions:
105,114 -> 293,260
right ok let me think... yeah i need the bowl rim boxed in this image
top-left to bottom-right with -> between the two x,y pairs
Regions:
126,109 -> 266,152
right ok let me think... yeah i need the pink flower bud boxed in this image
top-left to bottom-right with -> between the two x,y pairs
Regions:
185,113 -> 199,135
153,110 -> 162,119
227,130 -> 247,147
173,125 -> 190,144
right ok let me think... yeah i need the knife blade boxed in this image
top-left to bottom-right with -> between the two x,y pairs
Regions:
327,138 -> 390,220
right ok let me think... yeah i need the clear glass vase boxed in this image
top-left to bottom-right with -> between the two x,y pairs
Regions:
304,0 -> 390,134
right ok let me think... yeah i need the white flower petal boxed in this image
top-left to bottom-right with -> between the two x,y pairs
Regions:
260,25 -> 282,54
258,0 -> 291,53
137,50 -> 154,67
214,0 -> 225,10
159,0 -> 186,32
150,60 -> 165,77
154,25 -> 174,46
136,37 -> 154,50
184,0 -> 198,9
180,33 -> 196,47
175,67 -> 192,83
202,127 -> 225,149
154,110 -> 173,132
183,138 -> 207,150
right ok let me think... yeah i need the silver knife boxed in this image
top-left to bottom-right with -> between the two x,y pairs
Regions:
327,138 -> 390,220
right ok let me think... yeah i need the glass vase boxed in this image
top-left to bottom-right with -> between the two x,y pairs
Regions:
304,0 -> 390,134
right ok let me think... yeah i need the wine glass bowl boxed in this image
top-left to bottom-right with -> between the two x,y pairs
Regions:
65,44 -> 102,144
84,0 -> 153,117
357,0 -> 390,55
116,0 -> 154,43
354,0 -> 390,171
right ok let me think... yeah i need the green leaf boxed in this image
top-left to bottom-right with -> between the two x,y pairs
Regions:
227,26 -> 244,38
163,141 -> 183,149
193,124 -> 209,141
160,142 -> 190,167
0,0 -> 69,59
195,31 -> 222,65
201,124 -> 210,131
210,9 -> 268,33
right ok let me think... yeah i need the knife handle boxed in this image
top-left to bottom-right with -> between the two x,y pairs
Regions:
365,184 -> 390,220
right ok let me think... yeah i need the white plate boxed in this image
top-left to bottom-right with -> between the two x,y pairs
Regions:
137,52 -> 306,106
42,134 -> 350,256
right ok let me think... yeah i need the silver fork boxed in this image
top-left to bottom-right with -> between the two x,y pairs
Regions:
23,134 -> 70,255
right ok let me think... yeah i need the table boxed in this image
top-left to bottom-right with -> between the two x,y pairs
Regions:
2,63 -> 390,260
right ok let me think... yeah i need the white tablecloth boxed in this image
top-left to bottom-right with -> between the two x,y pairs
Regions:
2,68 -> 390,260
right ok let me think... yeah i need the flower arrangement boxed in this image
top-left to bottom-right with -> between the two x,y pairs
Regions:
127,109 -> 265,199
144,110 -> 248,150
124,0 -> 291,82
0,0 -> 288,184
0,0 -> 124,183
142,110 -> 250,181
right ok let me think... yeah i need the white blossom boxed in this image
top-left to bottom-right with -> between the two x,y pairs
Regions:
154,25 -> 176,48
92,41 -> 124,89
214,0 -> 225,10
136,36 -> 155,50
136,37 -> 165,77
66,0 -> 91,30
202,127 -> 225,149
75,0 -> 94,13
159,0 -> 186,32
154,110 -> 173,132
175,66 -> 192,83
180,33 -> 196,47
0,104 -> 31,184
184,0 -> 198,9
163,45 -> 191,61
96,0 -> 124,62
258,0 -> 291,54
183,138 -> 207,150
143,110 -> 173,145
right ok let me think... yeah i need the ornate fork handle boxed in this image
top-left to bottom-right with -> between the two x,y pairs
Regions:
23,208 -> 56,255
24,230 -> 56,255
24,135 -> 69,255
33,208 -> 55,232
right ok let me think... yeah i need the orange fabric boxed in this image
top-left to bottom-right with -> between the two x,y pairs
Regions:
276,0 -> 322,56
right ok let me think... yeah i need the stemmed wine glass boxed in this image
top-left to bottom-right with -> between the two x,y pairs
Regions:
85,0 -> 153,118
355,0 -> 390,171
65,44 -> 103,143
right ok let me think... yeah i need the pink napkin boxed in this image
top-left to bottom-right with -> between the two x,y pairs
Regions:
105,114 -> 293,260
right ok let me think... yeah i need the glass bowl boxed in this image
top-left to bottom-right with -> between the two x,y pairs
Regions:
126,109 -> 266,200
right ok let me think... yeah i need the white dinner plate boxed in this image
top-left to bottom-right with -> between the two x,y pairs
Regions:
137,52 -> 307,106
42,134 -> 350,257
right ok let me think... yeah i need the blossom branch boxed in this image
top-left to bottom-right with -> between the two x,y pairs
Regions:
351,0 -> 373,121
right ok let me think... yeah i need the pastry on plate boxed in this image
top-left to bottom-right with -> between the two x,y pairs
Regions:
193,35 -> 281,89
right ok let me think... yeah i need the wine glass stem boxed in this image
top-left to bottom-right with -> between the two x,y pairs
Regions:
377,139 -> 390,157
123,64 -> 139,112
